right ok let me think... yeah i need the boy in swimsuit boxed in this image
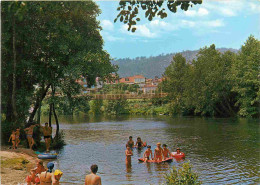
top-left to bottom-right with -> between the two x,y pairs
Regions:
24,123 -> 37,150
126,136 -> 134,148
135,137 -> 144,148
52,169 -> 63,185
40,122 -> 52,152
15,128 -> 20,148
85,164 -> 102,185
143,145 -> 153,162
154,142 -> 163,162
8,130 -> 16,149
39,162 -> 54,185
162,144 -> 171,159
125,145 -> 133,164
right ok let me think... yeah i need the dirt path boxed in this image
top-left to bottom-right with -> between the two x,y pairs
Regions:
1,147 -> 39,185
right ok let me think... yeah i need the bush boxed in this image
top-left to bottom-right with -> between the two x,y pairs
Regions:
164,162 -> 202,185
89,99 -> 103,114
51,131 -> 66,150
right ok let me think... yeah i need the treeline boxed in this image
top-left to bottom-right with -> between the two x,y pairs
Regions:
1,1 -> 116,144
161,36 -> 259,118
113,48 -> 237,78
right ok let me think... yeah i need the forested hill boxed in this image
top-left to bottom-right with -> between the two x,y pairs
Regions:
112,48 -> 238,78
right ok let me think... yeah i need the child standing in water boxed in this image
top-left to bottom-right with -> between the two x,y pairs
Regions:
135,137 -> 144,148
154,142 -> 163,162
125,145 -> 133,164
8,130 -> 16,149
126,136 -> 135,148
162,144 -> 171,159
143,145 -> 153,162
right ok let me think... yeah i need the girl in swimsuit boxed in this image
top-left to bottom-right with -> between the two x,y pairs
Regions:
15,128 -> 20,148
39,162 -> 54,185
125,145 -> 133,164
135,137 -> 144,148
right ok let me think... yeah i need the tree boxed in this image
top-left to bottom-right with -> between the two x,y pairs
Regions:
115,0 -> 202,32
231,36 -> 260,117
2,1 -> 117,142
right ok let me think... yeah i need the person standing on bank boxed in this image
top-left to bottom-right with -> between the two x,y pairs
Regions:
40,123 -> 52,152
24,123 -> 37,150
85,164 -> 101,185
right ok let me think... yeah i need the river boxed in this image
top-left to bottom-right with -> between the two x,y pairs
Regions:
41,115 -> 259,184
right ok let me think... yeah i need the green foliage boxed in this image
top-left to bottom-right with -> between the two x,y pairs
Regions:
52,131 -> 66,150
113,48 -> 236,79
89,99 -> 103,115
1,1 -> 117,142
164,162 -> 202,185
161,36 -> 259,117
104,99 -> 129,115
231,36 -> 260,117
115,0 -> 202,32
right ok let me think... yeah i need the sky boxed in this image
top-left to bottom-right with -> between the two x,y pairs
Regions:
96,0 -> 260,59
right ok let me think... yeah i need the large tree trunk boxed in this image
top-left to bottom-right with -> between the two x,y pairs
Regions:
48,103 -> 52,127
53,103 -> 59,138
28,84 -> 51,123
11,16 -> 18,121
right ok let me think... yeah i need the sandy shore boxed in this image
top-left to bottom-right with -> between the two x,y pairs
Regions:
1,147 -> 39,185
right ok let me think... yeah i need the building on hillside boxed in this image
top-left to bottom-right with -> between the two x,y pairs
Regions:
119,75 -> 145,84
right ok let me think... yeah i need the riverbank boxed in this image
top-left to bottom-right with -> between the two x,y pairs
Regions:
1,147 -> 38,185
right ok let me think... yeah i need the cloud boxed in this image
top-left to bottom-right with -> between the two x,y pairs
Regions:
204,19 -> 224,27
101,20 -> 114,31
184,8 -> 209,17
120,24 -> 156,38
101,31 -> 124,42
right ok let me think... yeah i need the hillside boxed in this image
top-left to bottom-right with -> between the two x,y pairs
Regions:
112,48 -> 238,78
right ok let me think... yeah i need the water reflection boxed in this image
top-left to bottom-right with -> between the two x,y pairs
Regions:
40,115 -> 259,185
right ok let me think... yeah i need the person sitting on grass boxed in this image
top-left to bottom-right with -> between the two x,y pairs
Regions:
126,136 -> 135,148
162,144 -> 171,159
52,169 -> 63,185
85,164 -> 102,185
135,137 -> 144,148
154,142 -> 163,162
39,162 -> 54,185
15,128 -> 21,149
125,145 -> 133,164
143,145 -> 153,162
8,130 -> 16,149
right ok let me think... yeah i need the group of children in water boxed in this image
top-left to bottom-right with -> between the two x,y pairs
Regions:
125,136 -> 183,163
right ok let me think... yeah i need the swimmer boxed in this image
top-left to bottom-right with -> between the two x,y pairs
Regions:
34,160 -> 46,175
125,145 -> 133,164
126,136 -> 134,148
85,164 -> 102,185
135,137 -> 144,148
39,162 -> 54,185
162,144 -> 171,159
143,145 -> 153,162
154,142 -> 163,162
52,169 -> 63,185
24,122 -> 38,150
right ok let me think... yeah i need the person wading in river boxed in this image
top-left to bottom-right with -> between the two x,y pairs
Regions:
85,164 -> 102,185
154,142 -> 163,162
40,122 -> 52,152
24,123 -> 37,150
126,136 -> 134,148
39,162 -> 54,185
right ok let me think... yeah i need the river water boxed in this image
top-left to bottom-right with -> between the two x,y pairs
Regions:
41,115 -> 259,185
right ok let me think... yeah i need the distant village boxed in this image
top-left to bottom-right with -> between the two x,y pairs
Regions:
76,75 -> 163,94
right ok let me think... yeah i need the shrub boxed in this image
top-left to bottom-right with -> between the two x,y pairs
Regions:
164,162 -> 202,185
51,131 -> 66,150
